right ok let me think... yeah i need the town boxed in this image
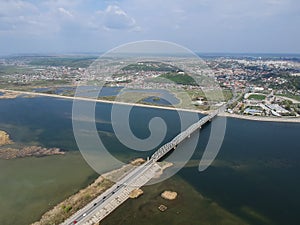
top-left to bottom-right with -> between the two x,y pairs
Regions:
0,54 -> 299,119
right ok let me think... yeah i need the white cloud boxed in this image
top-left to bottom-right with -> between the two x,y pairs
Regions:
0,1 -> 43,34
102,5 -> 137,30
58,7 -> 73,18
0,0 -> 299,54
0,0 -> 79,35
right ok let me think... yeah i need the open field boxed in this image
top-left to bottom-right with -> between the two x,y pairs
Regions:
247,94 -> 266,100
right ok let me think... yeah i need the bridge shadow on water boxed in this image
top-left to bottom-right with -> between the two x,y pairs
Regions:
157,117 -> 212,162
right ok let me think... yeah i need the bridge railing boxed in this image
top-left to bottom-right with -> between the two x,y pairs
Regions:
150,108 -> 222,162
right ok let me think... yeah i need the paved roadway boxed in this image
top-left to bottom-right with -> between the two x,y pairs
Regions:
62,108 -> 221,225
62,159 -> 161,225
5,87 -> 236,225
61,103 -> 229,225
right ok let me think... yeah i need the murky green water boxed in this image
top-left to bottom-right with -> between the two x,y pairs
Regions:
0,152 -> 97,225
101,173 -> 249,225
0,96 -> 299,225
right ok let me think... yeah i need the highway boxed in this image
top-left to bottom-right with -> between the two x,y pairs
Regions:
62,159 -> 161,225
60,89 -> 240,225
62,107 -> 222,225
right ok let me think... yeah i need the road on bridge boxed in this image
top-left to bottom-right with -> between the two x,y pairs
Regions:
62,105 -> 226,225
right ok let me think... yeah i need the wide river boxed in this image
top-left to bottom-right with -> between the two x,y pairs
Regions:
0,96 -> 299,225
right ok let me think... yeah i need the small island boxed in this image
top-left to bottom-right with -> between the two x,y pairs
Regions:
158,204 -> 168,212
161,191 -> 178,200
31,158 -> 173,225
0,130 -> 65,159
0,146 -> 65,160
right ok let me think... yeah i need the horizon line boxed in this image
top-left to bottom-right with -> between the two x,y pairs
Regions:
1,51 -> 300,57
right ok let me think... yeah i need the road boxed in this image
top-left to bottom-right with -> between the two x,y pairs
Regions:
62,159 -> 162,225
0,87 -> 242,224
62,106 -> 223,225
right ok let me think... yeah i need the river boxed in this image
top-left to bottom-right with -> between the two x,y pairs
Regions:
0,96 -> 299,225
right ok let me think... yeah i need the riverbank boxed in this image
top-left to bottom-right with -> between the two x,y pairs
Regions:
31,159 -> 171,225
0,91 -> 19,99
1,94 -> 299,225
220,112 -> 300,123
31,175 -> 113,225
1,88 -> 299,123
0,88 -> 207,114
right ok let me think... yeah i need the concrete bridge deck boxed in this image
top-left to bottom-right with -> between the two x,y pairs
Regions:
62,106 -> 224,225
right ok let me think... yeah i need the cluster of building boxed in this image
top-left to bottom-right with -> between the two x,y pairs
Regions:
1,56 -> 299,118
0,64 -> 85,85
211,57 -> 300,96
228,92 -> 299,117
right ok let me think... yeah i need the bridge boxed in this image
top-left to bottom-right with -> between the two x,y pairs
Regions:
151,106 -> 224,162
61,104 -> 227,225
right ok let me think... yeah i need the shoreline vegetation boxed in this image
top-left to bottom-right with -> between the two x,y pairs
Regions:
1,88 -> 300,123
32,174 -> 113,225
0,130 -> 65,159
0,146 -> 64,160
31,158 -> 173,225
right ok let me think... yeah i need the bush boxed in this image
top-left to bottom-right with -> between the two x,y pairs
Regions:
62,205 -> 72,213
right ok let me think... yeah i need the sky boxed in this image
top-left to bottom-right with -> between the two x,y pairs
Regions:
0,0 -> 300,55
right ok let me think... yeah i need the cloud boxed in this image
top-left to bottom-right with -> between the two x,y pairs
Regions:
0,0 -> 79,35
0,0 -> 300,54
58,7 -> 73,18
102,5 -> 137,30
0,1 -> 43,34
0,0 -> 38,17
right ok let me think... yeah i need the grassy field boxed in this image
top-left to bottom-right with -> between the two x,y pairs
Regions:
247,94 -> 266,100
0,65 -> 34,75
102,91 -> 161,103
98,88 -> 232,111
28,57 -> 97,68
122,62 -> 178,72
185,89 -> 232,101
277,94 -> 300,101
0,80 -> 72,91
158,73 -> 198,86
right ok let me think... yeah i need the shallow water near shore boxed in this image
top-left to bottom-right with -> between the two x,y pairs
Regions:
0,152 -> 98,225
0,96 -> 300,225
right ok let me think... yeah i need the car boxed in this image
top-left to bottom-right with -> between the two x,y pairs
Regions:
103,196 -> 106,199
73,221 -> 77,224
83,213 -> 87,217
93,203 -> 97,206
